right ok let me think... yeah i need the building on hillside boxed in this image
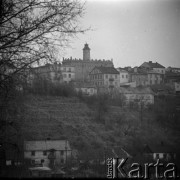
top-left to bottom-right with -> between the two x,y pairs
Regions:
27,63 -> 62,85
129,67 -> 164,87
166,67 -> 180,73
24,140 -> 72,169
146,71 -> 164,85
62,43 -> 114,81
60,65 -> 75,83
118,87 -> 154,106
89,66 -> 120,92
75,84 -> 97,96
130,72 -> 148,87
140,61 -> 165,74
116,68 -> 129,86
27,63 -> 76,85
165,72 -> 180,83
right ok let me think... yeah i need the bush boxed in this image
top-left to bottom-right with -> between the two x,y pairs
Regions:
28,76 -> 76,97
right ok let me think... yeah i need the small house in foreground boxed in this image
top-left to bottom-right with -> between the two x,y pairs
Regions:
24,140 -> 72,168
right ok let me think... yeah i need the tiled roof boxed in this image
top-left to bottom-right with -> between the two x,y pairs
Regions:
145,62 -> 165,68
93,66 -> 119,74
24,140 -> 71,151
117,68 -> 128,73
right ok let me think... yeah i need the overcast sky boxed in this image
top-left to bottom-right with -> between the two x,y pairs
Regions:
63,0 -> 180,68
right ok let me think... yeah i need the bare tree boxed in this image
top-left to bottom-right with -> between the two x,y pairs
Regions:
0,0 -> 86,94
0,0 -> 86,171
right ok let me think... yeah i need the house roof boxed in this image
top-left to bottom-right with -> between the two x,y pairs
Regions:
92,66 -> 119,74
105,147 -> 132,159
24,140 -> 71,151
141,61 -> 165,68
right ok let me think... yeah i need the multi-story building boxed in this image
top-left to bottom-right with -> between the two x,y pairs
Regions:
118,87 -> 155,107
89,66 -> 120,90
27,63 -> 62,85
166,67 -> 180,73
129,68 -> 163,87
24,140 -> 72,168
27,63 -> 76,85
165,72 -> 180,84
60,65 -> 75,83
116,68 -> 129,85
130,72 -> 148,87
140,61 -> 165,74
147,71 -> 164,85
62,44 -> 114,81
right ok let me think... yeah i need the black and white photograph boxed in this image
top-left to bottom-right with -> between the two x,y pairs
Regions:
0,0 -> 180,178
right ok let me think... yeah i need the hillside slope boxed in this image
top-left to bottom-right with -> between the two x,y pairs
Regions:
21,95 -> 180,158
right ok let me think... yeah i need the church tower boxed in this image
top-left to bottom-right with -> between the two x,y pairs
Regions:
83,43 -> 90,61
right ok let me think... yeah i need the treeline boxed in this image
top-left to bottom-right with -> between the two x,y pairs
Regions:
27,76 -> 76,97
154,95 -> 179,126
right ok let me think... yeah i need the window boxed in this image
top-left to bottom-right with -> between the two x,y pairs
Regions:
43,151 -> 47,156
115,75 -> 117,79
41,159 -> 44,163
106,75 -> 108,79
31,151 -> 35,156
63,67 -> 66,71
69,74 -> 71,78
126,75 -> 128,78
122,75 -> 124,78
61,159 -> 64,164
60,150 -> 64,155
69,68 -> 71,72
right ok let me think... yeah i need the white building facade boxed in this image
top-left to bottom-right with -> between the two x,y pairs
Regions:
60,65 -> 75,83
24,140 -> 72,168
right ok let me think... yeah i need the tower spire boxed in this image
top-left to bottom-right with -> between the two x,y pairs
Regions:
83,43 -> 90,61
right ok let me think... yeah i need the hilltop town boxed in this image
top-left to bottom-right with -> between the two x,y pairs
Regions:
27,43 -> 180,96
1,44 -> 180,178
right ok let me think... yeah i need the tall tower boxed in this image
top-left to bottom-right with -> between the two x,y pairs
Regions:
83,43 -> 90,61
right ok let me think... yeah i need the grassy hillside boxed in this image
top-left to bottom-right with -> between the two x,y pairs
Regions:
21,95 -> 180,159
